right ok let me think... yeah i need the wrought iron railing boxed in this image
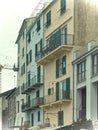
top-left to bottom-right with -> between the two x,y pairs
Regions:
21,97 -> 43,111
21,75 -> 43,94
35,34 -> 73,61
43,90 -> 72,105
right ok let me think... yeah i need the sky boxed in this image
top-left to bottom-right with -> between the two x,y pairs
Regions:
0,0 -> 46,92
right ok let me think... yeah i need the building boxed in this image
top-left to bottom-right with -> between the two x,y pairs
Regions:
0,89 -> 16,130
14,0 -> 98,129
6,88 -> 16,130
36,0 -> 98,129
72,40 -> 98,130
36,0 -> 78,129
21,12 -> 44,129
15,17 -> 36,130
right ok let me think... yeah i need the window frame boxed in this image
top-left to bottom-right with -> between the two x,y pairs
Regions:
92,53 -> 98,76
77,60 -> 86,83
46,10 -> 51,28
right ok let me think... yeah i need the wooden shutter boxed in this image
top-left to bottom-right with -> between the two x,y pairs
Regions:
35,44 -> 37,57
30,50 -> 32,62
55,29 -> 61,47
26,54 -> 28,65
62,56 -> 66,75
56,59 -> 59,78
40,39 -> 42,53
60,0 -> 66,15
66,77 -> 70,99
37,66 -> 41,82
46,11 -> 51,26
56,82 -> 59,101
48,88 -> 51,95
58,111 -> 63,126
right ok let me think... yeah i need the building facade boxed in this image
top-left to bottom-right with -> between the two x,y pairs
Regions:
15,17 -> 36,129
6,88 -> 16,130
36,0 -> 78,129
0,89 -> 15,130
21,13 -> 44,129
73,41 -> 98,130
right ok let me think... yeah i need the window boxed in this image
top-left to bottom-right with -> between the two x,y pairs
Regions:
92,53 -> 98,75
31,113 -> 34,126
27,32 -> 31,43
26,50 -> 32,65
17,101 -> 19,113
56,55 -> 66,78
35,39 -> 42,58
22,48 -> 24,58
37,65 -> 41,82
56,78 -> 70,100
38,111 -> 40,121
37,19 -> 41,32
27,71 -> 31,87
36,90 -> 40,97
21,63 -> 25,75
58,111 -> 63,126
29,50 -> 32,63
48,87 -> 54,95
77,60 -> 86,82
46,11 -> 51,27
60,0 -> 66,15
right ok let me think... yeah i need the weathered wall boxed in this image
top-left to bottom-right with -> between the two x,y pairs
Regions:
74,0 -> 98,46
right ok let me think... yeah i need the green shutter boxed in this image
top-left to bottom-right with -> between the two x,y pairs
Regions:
62,56 -> 66,75
48,88 -> 51,95
26,54 -> 28,65
56,59 -> 59,78
61,0 -> 66,15
28,72 -> 31,87
30,50 -> 32,62
35,44 -> 37,57
36,90 -> 40,97
66,77 -> 70,99
58,111 -> 63,126
56,82 -> 59,101
46,11 -> 51,27
37,66 -> 41,82
40,39 -> 42,53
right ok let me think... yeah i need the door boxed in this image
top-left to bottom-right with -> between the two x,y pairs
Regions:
82,87 -> 86,118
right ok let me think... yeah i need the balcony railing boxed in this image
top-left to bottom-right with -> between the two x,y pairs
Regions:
36,34 -> 73,60
36,34 -> 73,62
21,97 -> 43,112
21,75 -> 43,94
42,90 -> 72,106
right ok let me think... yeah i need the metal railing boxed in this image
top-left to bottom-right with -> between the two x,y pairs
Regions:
21,75 -> 43,94
21,97 -> 43,111
43,90 -> 72,105
35,34 -> 73,61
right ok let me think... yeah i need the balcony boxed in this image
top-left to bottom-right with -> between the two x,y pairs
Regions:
21,97 -> 43,112
21,75 -> 43,94
41,90 -> 72,108
36,34 -> 74,65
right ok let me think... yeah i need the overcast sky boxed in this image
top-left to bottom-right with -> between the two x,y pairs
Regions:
0,0 -> 46,92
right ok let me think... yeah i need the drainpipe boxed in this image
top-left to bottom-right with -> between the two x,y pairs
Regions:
72,63 -> 74,124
